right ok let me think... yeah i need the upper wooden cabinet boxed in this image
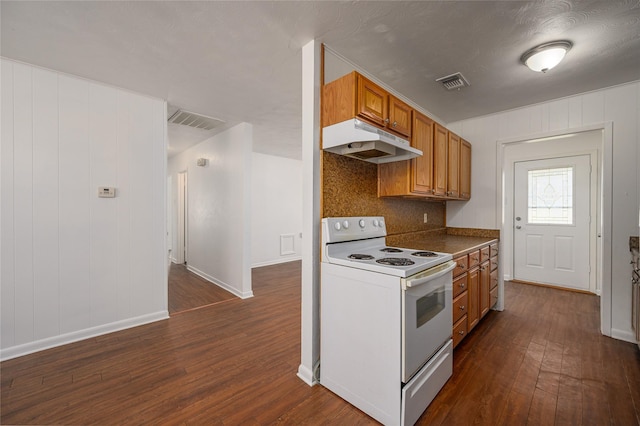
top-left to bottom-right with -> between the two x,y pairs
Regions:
357,76 -> 387,127
323,71 -> 472,202
387,95 -> 412,137
447,132 -> 460,198
459,139 -> 472,200
378,115 -> 472,201
433,123 -> 448,197
323,71 -> 412,139
378,111 -> 434,197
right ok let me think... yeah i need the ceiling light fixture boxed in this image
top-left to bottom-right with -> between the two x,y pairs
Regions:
520,41 -> 572,73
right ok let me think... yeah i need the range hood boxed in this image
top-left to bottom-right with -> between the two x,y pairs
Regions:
322,118 -> 422,163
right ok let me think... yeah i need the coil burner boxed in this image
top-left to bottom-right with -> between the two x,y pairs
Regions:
376,258 -> 415,267
412,251 -> 438,257
348,254 -> 375,260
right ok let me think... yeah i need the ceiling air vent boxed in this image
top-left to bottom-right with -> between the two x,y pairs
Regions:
168,109 -> 224,131
435,72 -> 470,91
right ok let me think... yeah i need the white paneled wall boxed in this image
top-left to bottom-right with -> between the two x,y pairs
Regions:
1,59 -> 167,360
448,80 -> 640,342
251,153 -> 302,267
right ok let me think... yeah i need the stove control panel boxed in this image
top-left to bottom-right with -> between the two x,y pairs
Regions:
322,216 -> 386,243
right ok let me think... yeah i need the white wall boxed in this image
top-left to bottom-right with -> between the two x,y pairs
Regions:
1,59 -> 167,360
447,80 -> 640,342
251,153 -> 302,267
167,123 -> 253,299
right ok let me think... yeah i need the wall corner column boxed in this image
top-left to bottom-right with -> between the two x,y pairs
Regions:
298,39 -> 321,386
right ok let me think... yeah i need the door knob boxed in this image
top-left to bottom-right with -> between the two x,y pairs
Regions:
516,225 -> 522,229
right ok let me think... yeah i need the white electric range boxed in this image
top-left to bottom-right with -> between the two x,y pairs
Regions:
320,216 -> 455,426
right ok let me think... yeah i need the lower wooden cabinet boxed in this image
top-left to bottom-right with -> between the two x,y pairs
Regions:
453,291 -> 468,324
467,266 -> 480,331
453,315 -> 468,348
479,260 -> 491,318
451,240 -> 499,349
490,286 -> 498,309
490,249 -> 499,308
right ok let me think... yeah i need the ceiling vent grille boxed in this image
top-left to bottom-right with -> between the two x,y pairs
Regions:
168,109 -> 224,131
435,72 -> 470,91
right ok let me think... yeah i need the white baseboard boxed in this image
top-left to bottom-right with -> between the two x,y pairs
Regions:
186,265 -> 254,299
0,311 -> 168,361
252,256 -> 302,268
297,363 -> 317,386
610,327 -> 638,344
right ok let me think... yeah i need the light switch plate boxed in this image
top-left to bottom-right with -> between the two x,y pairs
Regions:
98,187 -> 116,198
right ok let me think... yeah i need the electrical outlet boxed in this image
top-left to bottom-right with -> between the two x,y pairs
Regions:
423,213 -> 428,223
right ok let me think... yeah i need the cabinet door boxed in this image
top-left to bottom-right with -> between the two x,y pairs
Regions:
433,123 -> 448,197
410,111 -> 434,194
388,95 -> 412,138
356,75 -> 387,127
480,261 -> 491,318
447,132 -> 460,198
467,266 -> 480,331
460,139 -> 471,200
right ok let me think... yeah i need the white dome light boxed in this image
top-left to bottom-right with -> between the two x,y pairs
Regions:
521,41 -> 573,73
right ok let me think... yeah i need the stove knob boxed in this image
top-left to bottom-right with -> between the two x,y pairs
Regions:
359,219 -> 366,228
373,219 -> 379,227
379,220 -> 385,228
342,220 -> 349,229
334,222 -> 341,231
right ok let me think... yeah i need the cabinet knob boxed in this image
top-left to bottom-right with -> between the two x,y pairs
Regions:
392,121 -> 397,127
384,118 -> 390,124
458,330 -> 465,335
459,282 -> 465,288
459,305 -> 465,310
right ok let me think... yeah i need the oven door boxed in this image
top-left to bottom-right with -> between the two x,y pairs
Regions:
401,260 -> 455,383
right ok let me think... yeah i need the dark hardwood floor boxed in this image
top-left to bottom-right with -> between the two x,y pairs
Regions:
168,263 -> 236,314
1,261 -> 639,425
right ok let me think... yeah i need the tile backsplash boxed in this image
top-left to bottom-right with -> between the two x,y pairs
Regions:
322,151 -> 445,236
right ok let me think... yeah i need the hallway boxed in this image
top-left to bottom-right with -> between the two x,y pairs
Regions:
168,263 -> 236,314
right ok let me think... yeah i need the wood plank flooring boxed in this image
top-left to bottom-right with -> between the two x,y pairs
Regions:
168,263 -> 236,314
2,261 -> 639,425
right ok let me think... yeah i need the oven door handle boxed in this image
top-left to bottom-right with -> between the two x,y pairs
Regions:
403,260 -> 456,288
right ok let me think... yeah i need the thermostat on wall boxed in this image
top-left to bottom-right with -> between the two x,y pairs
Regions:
98,187 -> 116,198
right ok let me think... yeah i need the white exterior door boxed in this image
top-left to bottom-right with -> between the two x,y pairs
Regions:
513,155 -> 592,291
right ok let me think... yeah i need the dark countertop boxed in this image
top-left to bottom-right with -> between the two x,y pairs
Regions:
387,229 -> 499,258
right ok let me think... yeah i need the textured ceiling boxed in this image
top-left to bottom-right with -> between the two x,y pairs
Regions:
2,1 -> 639,160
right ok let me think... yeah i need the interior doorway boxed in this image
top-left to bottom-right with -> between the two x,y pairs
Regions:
176,171 -> 188,265
513,154 -> 596,292
502,129 -> 604,295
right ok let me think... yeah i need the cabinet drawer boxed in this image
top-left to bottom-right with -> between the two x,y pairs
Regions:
490,286 -> 498,308
468,250 -> 480,268
490,256 -> 498,272
453,316 -> 468,348
490,268 -> 498,290
453,273 -> 467,298
453,255 -> 468,277
490,242 -> 499,258
480,246 -> 490,263
453,292 -> 468,324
